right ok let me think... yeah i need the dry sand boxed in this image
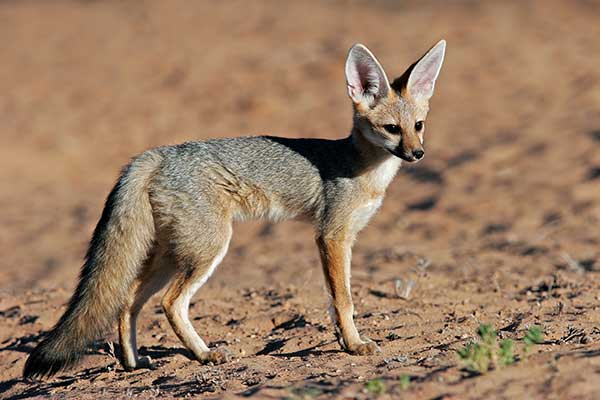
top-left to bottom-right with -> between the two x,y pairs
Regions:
0,1 -> 599,398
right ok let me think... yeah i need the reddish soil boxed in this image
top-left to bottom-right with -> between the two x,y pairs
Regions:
1,1 -> 599,399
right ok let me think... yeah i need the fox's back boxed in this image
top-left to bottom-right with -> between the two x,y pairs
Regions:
151,136 -> 355,222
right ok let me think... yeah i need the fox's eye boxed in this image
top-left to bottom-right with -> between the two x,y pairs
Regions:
383,124 -> 401,134
415,121 -> 424,131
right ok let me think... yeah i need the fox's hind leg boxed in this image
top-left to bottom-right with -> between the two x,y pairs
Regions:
161,221 -> 232,364
119,244 -> 176,371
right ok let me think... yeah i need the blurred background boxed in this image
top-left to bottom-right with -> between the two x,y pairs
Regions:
1,0 -> 598,288
0,1 -> 599,398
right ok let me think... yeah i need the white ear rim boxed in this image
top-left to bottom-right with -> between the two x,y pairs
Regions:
407,39 -> 446,100
345,43 -> 391,107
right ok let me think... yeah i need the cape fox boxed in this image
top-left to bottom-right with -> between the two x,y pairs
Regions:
24,40 -> 446,379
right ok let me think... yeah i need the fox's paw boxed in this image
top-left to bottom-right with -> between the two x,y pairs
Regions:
200,347 -> 232,365
137,355 -> 156,370
123,355 -> 156,372
347,338 -> 381,356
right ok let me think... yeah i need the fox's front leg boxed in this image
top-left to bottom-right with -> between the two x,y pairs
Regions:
316,236 -> 380,355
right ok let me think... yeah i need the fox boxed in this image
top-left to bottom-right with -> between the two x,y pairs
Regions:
23,40 -> 446,379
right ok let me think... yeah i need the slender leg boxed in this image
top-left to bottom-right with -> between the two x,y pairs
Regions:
316,236 -> 380,355
161,226 -> 232,364
119,246 -> 176,371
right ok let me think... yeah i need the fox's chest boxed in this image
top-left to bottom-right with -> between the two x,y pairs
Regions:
350,196 -> 384,234
348,157 -> 400,233
367,157 -> 402,194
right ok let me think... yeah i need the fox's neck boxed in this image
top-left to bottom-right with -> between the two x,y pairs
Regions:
348,126 -> 402,193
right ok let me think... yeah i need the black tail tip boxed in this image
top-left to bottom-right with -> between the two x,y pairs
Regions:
23,342 -> 77,380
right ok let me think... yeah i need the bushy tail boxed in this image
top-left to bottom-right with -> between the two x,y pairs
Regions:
23,151 -> 163,379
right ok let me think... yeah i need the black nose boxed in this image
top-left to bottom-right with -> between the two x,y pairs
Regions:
412,149 -> 425,160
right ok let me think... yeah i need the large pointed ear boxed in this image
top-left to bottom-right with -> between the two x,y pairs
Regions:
345,44 -> 391,108
393,40 -> 446,101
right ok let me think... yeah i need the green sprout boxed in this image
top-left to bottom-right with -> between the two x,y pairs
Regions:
498,339 -> 515,366
524,325 -> 544,354
365,378 -> 386,395
399,374 -> 411,390
457,341 -> 492,373
287,386 -> 322,400
457,323 -> 543,374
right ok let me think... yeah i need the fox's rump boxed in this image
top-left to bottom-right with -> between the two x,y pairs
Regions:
23,151 -> 163,379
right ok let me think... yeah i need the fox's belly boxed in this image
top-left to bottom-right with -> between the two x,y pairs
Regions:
228,183 -> 317,223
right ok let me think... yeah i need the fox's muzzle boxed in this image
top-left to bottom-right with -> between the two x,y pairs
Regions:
387,145 -> 424,162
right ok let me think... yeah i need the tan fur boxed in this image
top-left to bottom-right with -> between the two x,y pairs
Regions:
24,41 -> 446,378
317,236 -> 378,354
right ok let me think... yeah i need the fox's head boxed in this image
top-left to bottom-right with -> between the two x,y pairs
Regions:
345,40 -> 446,162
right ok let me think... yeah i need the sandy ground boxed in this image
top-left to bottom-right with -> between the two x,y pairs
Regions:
1,0 -> 599,399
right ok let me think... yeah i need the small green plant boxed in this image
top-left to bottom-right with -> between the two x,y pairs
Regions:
498,339 -> 515,366
457,323 -> 497,373
457,323 -> 543,374
478,324 -> 496,345
365,378 -> 386,395
457,341 -> 492,373
523,325 -> 544,354
286,385 -> 322,400
399,374 -> 411,390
